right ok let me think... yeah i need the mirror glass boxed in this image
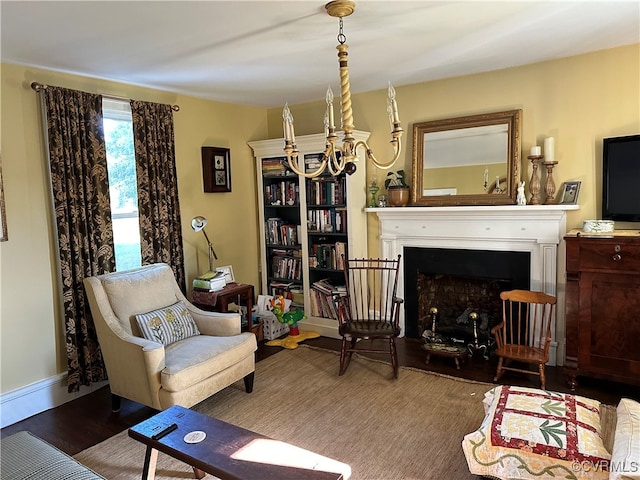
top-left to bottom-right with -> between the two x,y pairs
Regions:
411,109 -> 521,206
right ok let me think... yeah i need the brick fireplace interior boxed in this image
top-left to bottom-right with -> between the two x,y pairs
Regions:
403,246 -> 531,343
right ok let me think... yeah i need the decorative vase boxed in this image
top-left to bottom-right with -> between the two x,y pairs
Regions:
387,186 -> 410,207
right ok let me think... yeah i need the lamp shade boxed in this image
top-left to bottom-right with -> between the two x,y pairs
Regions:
191,216 -> 207,232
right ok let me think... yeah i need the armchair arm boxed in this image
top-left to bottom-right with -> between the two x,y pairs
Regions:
491,321 -> 505,349
186,302 -> 242,336
97,324 -> 166,406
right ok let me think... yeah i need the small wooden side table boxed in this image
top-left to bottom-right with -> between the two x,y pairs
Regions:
192,283 -> 263,341
422,342 -> 469,369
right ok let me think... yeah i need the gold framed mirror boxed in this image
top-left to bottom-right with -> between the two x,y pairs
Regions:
411,109 -> 521,206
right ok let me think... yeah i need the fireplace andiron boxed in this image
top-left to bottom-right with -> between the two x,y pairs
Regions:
467,312 -> 489,359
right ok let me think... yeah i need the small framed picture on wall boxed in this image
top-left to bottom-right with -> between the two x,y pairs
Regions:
202,147 -> 231,192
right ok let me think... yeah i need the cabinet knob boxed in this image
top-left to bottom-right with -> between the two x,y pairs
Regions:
612,253 -> 622,261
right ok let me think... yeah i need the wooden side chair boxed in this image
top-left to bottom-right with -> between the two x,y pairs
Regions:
491,289 -> 556,389
337,255 -> 403,378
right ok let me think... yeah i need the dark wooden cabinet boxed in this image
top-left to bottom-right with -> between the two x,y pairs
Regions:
564,231 -> 640,389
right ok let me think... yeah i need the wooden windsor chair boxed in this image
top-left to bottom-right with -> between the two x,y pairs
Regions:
491,289 -> 556,389
336,255 -> 403,378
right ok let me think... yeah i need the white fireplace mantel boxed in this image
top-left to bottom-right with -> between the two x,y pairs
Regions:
368,204 -> 579,366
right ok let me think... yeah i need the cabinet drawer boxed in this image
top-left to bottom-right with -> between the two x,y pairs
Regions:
575,241 -> 640,272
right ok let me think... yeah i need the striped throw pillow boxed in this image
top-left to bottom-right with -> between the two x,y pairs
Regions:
135,301 -> 200,346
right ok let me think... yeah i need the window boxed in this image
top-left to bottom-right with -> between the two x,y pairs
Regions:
103,98 -> 141,271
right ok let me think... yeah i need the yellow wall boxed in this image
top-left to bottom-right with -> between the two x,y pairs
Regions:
0,63 -> 267,394
1,43 -> 639,397
266,44 -> 640,256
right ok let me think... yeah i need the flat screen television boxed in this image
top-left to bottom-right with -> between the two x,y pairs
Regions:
602,134 -> 640,222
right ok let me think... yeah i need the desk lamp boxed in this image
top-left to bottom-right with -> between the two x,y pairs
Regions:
191,216 -> 217,272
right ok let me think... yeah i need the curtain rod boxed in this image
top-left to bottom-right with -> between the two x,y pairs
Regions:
30,82 -> 180,111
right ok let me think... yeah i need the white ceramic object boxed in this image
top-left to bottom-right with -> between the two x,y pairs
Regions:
582,219 -> 615,233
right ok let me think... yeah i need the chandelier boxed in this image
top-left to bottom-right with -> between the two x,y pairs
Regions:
282,0 -> 404,178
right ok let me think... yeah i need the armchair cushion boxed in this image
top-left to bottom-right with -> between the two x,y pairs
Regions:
162,333 -> 256,392
136,300 -> 200,346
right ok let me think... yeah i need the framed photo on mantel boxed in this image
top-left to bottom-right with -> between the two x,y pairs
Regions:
202,146 -> 231,193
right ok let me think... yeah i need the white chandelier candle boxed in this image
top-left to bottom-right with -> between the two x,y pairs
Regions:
283,0 -> 404,178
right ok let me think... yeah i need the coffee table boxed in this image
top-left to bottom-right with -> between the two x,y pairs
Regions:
422,342 -> 469,369
128,405 -> 349,480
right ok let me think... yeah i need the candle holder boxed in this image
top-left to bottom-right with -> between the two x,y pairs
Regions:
543,160 -> 558,204
368,178 -> 380,208
527,155 -> 543,205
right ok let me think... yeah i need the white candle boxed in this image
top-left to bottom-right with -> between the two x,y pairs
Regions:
282,105 -> 290,141
495,176 -> 500,189
544,137 -> 555,162
530,145 -> 541,156
323,109 -> 330,138
325,86 -> 335,129
484,167 -> 489,186
387,82 -> 400,123
282,104 -> 295,142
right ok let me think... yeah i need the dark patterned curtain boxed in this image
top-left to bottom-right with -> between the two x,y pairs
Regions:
42,86 -> 114,392
130,100 -> 186,291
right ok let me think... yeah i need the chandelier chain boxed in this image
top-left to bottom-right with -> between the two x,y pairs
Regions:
337,17 -> 346,44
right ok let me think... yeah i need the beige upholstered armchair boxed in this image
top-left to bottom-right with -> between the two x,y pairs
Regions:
83,263 -> 257,412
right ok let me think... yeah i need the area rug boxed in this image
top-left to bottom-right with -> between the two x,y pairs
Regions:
74,345 -> 496,479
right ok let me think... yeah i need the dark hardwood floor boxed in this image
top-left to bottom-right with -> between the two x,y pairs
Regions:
2,336 -> 639,457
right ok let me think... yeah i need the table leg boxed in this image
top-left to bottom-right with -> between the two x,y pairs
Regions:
142,446 -> 158,480
454,358 -> 460,369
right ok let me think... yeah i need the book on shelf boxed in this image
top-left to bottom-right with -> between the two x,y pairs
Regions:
309,278 -> 347,319
262,157 -> 291,177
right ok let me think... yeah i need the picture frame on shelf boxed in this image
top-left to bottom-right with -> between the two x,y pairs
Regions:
215,265 -> 235,284
558,181 -> 581,205
202,147 -> 231,193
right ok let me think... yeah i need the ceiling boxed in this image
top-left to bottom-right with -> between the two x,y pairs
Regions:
2,1 -> 639,108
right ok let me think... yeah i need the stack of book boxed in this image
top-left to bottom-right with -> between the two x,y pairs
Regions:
262,157 -> 290,177
193,271 -> 226,292
309,278 -> 347,319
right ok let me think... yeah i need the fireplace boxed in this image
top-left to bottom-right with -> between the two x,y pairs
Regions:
404,247 -> 530,340
370,204 -> 578,366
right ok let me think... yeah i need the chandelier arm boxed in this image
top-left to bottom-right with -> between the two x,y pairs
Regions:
287,151 -> 328,178
327,145 -> 347,176
354,139 -> 403,170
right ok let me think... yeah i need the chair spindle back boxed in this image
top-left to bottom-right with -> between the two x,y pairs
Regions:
342,256 -> 401,324
499,289 -> 556,353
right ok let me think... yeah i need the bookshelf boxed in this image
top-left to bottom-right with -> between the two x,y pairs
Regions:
249,132 -> 369,338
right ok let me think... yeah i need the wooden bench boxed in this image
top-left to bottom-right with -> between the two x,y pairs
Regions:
129,405 -> 351,480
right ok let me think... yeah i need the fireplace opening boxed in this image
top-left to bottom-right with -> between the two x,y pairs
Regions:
403,247 -> 531,343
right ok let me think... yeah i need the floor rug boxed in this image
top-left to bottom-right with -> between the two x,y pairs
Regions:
74,345 -> 497,479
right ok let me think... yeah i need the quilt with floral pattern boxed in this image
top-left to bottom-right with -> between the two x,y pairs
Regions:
462,385 -> 611,480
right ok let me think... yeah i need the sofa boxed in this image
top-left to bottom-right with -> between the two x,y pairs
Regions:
462,385 -> 640,480
0,431 -> 104,479
83,263 -> 257,411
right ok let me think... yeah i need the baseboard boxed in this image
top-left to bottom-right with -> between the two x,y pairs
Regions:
0,373 -> 108,428
297,317 -> 340,339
